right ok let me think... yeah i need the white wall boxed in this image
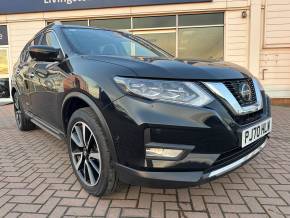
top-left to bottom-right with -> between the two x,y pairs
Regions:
224,10 -> 249,69
258,0 -> 290,98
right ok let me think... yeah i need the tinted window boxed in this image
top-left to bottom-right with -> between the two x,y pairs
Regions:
34,34 -> 42,45
21,41 -> 34,63
62,20 -> 88,26
0,48 -> 9,76
136,32 -> 176,56
47,20 -> 88,26
63,28 -> 168,58
179,13 -> 224,26
41,31 -> 61,49
178,26 -> 224,60
133,16 -> 176,29
90,18 -> 131,30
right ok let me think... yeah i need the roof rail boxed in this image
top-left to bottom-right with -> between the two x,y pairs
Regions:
52,21 -> 62,25
45,21 -> 62,29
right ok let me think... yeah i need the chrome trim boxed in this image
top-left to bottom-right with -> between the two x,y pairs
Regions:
203,79 -> 263,115
208,140 -> 267,178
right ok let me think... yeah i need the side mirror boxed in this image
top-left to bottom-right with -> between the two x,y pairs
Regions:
29,45 -> 63,62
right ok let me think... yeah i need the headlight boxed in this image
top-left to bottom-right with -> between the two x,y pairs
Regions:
114,77 -> 213,107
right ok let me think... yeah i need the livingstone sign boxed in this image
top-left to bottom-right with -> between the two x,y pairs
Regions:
0,0 -> 212,14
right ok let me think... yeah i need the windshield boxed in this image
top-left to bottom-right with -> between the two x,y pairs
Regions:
62,27 -> 169,58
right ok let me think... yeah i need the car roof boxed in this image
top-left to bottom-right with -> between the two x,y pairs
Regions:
31,21 -> 127,45
47,21 -> 124,34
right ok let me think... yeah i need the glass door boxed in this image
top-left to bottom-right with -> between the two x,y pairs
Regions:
0,47 -> 10,99
0,48 -> 8,78
132,29 -> 176,57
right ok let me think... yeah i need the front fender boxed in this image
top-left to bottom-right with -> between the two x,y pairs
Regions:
61,91 -> 118,162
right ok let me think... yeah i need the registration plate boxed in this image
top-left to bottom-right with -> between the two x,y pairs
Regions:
241,118 -> 272,148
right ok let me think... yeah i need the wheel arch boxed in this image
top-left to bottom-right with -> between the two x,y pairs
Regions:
62,92 -> 118,162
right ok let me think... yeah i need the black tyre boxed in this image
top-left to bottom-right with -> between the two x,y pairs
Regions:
13,92 -> 35,131
67,107 -> 119,196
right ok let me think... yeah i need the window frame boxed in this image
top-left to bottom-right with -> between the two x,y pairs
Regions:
20,32 -> 44,63
33,33 -> 43,45
46,12 -> 225,60
20,40 -> 33,63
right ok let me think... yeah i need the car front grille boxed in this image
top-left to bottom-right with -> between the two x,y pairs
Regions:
206,136 -> 267,173
201,79 -> 265,125
234,109 -> 263,125
223,79 -> 257,107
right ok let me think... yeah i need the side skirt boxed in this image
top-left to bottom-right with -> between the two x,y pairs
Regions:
25,112 -> 65,140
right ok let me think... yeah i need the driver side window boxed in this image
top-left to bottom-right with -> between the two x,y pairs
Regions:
20,33 -> 43,63
21,41 -> 33,63
41,31 -> 61,49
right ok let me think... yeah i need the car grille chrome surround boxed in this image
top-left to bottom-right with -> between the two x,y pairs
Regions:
203,79 -> 263,116
223,79 -> 257,107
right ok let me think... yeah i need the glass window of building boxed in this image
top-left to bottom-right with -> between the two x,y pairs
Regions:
178,13 -> 224,60
45,12 -> 224,60
133,16 -> 176,29
132,16 -> 176,56
61,20 -> 88,26
178,26 -> 224,60
0,48 -> 8,78
135,31 -> 176,56
90,18 -> 131,30
179,13 -> 224,26
47,20 -> 88,26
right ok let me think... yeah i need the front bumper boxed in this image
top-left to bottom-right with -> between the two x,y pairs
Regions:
116,139 -> 267,187
101,87 -> 271,186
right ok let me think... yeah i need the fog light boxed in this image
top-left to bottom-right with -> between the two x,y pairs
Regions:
146,148 -> 184,160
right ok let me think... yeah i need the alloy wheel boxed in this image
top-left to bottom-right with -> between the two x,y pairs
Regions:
70,121 -> 102,186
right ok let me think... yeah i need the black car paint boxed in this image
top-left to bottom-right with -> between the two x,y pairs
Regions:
89,56 -> 253,80
12,24 -> 271,187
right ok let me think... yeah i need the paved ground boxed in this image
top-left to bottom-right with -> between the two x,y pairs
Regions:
0,104 -> 289,218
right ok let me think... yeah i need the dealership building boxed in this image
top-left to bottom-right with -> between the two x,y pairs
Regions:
0,0 -> 289,104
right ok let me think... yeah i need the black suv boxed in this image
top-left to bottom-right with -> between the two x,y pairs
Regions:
11,23 -> 272,196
